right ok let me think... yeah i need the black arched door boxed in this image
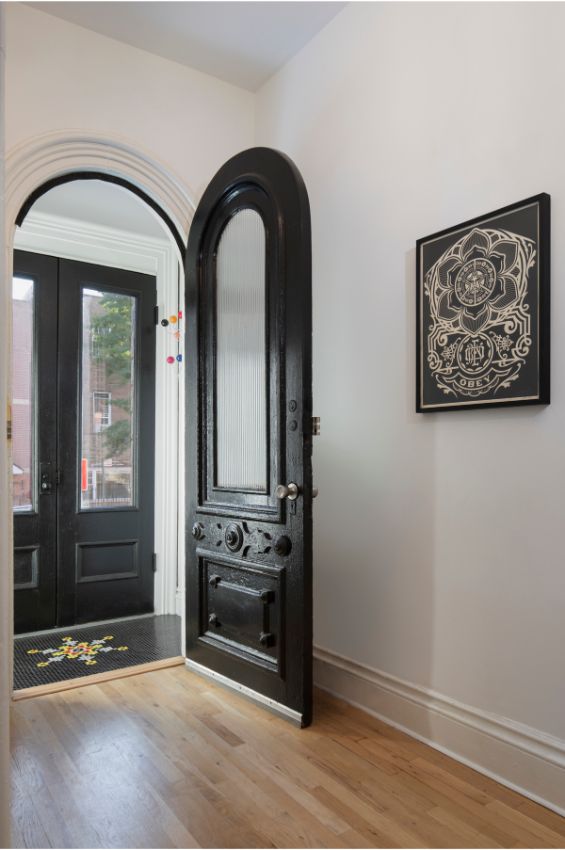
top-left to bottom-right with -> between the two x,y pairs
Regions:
185,148 -> 313,726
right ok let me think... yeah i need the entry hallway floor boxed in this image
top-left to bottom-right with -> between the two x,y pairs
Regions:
11,667 -> 565,848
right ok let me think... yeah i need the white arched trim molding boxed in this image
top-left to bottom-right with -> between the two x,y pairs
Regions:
5,130 -> 196,256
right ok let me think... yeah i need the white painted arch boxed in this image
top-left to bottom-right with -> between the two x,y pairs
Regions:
5,130 -> 196,253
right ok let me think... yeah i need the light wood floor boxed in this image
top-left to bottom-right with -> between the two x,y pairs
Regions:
10,666 -> 565,849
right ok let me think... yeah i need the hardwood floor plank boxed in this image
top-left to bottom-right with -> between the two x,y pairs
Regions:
310,785 -> 408,848
10,667 -> 565,849
10,779 -> 52,850
484,801 -> 565,848
516,799 -> 565,838
427,805 -> 504,848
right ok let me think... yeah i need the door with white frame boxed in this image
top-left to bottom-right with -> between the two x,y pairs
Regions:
13,180 -> 184,631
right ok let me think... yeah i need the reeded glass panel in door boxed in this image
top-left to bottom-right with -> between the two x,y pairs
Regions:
80,288 -> 137,509
12,276 -> 35,511
215,209 -> 267,491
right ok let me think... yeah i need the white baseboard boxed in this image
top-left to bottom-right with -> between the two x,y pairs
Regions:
313,645 -> 565,817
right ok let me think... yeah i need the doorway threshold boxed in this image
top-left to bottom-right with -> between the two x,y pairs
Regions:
13,655 -> 184,701
13,614 -> 181,695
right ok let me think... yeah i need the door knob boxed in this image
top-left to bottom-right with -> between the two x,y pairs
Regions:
276,482 -> 299,501
40,463 -> 53,495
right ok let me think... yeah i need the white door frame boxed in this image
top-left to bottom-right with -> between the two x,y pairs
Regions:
0,135 -> 195,841
15,208 -> 182,617
0,13 -> 8,844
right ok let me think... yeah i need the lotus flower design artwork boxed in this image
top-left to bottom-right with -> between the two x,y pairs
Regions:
424,226 -> 537,400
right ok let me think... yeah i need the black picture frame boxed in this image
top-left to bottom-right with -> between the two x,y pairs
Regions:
416,193 -> 550,412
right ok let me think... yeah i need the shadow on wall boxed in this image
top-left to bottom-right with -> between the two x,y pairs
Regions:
312,245 -> 437,745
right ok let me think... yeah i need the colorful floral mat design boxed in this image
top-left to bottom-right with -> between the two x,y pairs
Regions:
14,614 -> 181,690
26,634 -> 128,668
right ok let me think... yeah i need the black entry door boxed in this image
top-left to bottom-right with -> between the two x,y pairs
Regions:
13,251 -> 157,633
185,148 -> 313,726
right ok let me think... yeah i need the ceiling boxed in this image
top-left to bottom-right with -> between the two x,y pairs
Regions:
29,180 -> 168,240
26,1 -> 347,91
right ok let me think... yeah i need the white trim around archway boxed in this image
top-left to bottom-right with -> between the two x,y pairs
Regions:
5,131 -> 195,250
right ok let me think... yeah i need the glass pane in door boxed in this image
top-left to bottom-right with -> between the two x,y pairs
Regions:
215,209 -> 267,491
80,288 -> 137,509
12,276 -> 35,511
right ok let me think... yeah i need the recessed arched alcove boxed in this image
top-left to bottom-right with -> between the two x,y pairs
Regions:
2,130 -> 197,679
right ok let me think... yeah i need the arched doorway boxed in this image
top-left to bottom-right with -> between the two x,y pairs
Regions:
2,132 -> 196,682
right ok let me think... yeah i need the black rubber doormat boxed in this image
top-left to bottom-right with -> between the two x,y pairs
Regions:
14,614 -> 181,690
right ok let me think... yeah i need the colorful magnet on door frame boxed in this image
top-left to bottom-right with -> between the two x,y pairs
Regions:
161,319 -> 169,327
166,356 -> 175,364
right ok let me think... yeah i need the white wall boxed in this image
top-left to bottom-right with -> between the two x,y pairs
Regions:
257,1 -> 565,808
5,3 -> 254,201
0,4 -> 11,844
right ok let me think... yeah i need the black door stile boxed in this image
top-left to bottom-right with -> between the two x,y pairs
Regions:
13,251 -> 58,633
13,252 -> 157,632
185,147 -> 313,725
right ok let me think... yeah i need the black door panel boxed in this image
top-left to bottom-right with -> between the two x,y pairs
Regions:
201,553 -> 283,672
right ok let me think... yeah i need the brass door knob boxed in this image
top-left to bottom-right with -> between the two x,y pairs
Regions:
275,482 -> 299,501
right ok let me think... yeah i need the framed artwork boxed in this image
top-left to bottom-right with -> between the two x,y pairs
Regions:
416,194 -> 550,412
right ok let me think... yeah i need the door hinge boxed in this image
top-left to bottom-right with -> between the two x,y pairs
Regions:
154,305 -> 159,326
152,553 -> 157,573
312,416 -> 320,436
55,468 -> 62,486
6,404 -> 12,441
